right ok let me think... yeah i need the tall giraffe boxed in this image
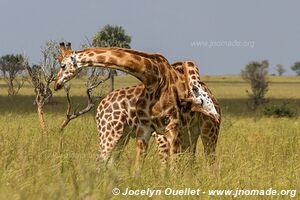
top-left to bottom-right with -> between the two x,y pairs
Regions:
55,43 -> 220,168
93,61 -> 220,167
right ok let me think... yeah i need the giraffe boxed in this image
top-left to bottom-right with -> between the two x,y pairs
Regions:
94,61 -> 220,167
54,42 -> 220,169
171,61 -> 221,164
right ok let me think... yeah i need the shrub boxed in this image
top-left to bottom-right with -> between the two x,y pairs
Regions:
263,103 -> 295,118
241,60 -> 269,109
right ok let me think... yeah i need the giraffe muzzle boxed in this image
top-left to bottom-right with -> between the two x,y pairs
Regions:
54,80 -> 64,91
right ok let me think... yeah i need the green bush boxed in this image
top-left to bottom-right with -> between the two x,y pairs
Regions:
263,103 -> 295,118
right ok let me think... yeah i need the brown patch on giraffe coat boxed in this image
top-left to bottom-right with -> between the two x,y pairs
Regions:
94,49 -> 107,54
115,122 -> 123,130
127,88 -> 134,94
189,70 -> 195,75
143,58 -> 152,68
112,51 -> 125,58
96,55 -> 106,62
114,110 -> 121,116
117,95 -> 125,101
127,94 -> 134,99
132,54 -> 142,61
113,103 -> 119,110
120,114 -> 126,122
119,90 -> 126,95
135,87 -> 142,94
88,52 -> 95,57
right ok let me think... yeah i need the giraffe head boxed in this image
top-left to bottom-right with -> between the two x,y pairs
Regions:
54,42 -> 79,91
189,81 -> 220,123
173,61 -> 220,123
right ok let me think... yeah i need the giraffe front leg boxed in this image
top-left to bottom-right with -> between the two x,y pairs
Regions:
152,132 -> 170,169
134,126 -> 151,175
200,125 -> 219,166
164,119 -> 180,170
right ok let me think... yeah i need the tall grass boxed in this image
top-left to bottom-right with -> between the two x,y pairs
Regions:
0,76 -> 299,199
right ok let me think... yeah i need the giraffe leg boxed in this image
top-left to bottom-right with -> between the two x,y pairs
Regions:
200,125 -> 219,165
164,129 -> 178,169
96,120 -> 127,169
152,132 -> 170,168
134,126 -> 151,174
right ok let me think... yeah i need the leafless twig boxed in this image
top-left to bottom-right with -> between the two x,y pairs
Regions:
60,71 -> 109,130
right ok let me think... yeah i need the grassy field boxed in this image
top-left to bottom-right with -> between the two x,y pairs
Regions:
0,75 -> 299,199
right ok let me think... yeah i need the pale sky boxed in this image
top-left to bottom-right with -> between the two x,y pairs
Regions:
0,0 -> 299,75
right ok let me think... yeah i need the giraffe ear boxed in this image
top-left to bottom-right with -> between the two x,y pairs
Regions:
59,42 -> 67,55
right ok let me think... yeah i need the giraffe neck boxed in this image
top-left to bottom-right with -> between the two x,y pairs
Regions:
182,61 -> 220,122
72,47 -> 169,89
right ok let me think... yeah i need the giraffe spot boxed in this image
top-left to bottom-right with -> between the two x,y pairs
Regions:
111,130 -> 115,137
143,58 -> 152,68
120,115 -> 126,122
117,95 -> 124,101
114,110 -> 121,116
189,70 -> 196,75
113,103 -> 119,110
106,106 -> 113,113
104,114 -> 111,119
119,90 -> 125,95
101,120 -> 105,126
188,61 -> 194,66
88,53 -> 95,57
112,51 -> 125,58
105,131 -> 110,137
115,122 -> 123,130
135,87 -> 142,94
128,88 -> 134,93
132,54 -> 142,61
96,55 -> 106,61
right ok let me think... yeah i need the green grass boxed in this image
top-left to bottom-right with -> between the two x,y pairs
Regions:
0,75 -> 299,199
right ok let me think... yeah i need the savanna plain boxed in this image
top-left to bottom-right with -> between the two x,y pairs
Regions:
0,75 -> 299,199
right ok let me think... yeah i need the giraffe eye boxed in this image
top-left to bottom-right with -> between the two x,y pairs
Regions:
61,64 -> 66,69
163,115 -> 170,125
200,99 -> 204,106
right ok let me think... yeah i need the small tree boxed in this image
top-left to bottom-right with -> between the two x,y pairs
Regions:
276,64 -> 286,76
291,62 -> 300,75
92,24 -> 131,91
0,54 -> 27,96
26,40 -> 59,130
241,60 -> 269,109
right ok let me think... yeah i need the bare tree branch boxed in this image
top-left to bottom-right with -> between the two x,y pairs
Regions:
60,73 -> 110,130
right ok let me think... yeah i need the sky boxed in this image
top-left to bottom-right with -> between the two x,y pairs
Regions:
0,0 -> 299,75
